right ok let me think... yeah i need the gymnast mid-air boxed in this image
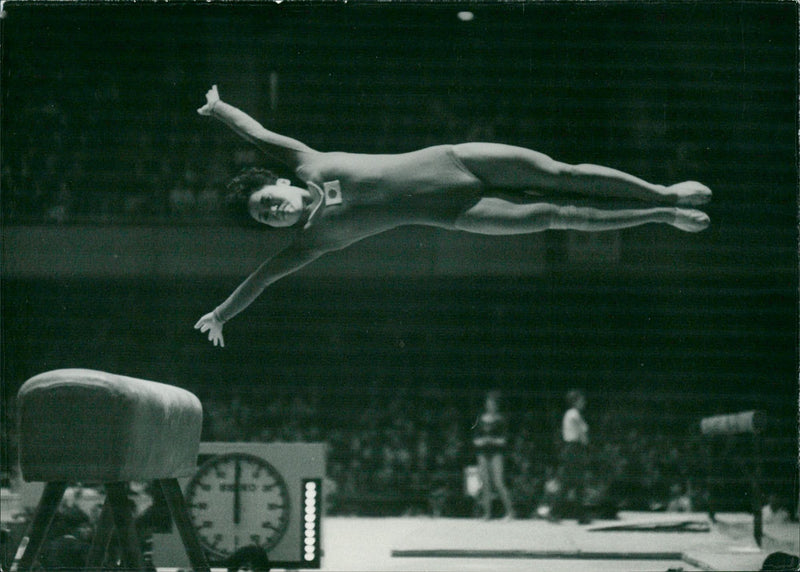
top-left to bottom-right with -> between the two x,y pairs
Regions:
194,85 -> 711,347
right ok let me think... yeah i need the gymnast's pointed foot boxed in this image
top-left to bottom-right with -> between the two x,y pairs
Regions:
672,208 -> 710,232
667,181 -> 712,206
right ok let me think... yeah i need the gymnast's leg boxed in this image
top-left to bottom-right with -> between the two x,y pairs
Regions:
453,197 -> 710,235
453,142 -> 711,206
489,453 -> 516,519
477,454 -> 493,519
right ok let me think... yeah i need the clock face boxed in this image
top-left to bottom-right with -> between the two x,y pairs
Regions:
185,453 -> 291,559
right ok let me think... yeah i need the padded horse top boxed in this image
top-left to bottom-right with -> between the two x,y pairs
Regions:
17,369 -> 203,482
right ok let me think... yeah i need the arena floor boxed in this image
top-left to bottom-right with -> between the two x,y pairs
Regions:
5,488 -> 797,572
318,512 -> 798,572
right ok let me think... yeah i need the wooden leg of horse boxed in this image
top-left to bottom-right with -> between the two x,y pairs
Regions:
12,481 -> 67,572
105,482 -> 145,570
85,500 -> 115,569
158,478 -> 211,572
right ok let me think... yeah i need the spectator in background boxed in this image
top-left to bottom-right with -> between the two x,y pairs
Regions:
472,390 -> 515,520
762,493 -> 792,524
45,181 -> 72,224
39,506 -> 93,571
536,465 -> 563,520
760,551 -> 800,572
168,175 -> 196,217
428,453 -> 454,518
666,481 -> 694,513
509,457 -> 540,519
225,545 -> 270,572
556,389 -> 591,523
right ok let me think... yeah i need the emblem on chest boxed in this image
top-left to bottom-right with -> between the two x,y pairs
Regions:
323,180 -> 342,205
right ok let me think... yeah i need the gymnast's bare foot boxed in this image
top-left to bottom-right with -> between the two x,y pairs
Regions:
667,181 -> 712,206
672,208 -> 710,232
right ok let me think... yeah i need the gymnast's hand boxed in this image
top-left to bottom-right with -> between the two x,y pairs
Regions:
194,311 -> 225,347
197,85 -> 220,116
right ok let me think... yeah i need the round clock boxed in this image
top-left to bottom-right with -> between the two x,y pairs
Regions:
184,452 -> 291,559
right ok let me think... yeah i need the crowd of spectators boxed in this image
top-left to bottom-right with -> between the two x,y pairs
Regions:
2,64 -> 507,227
198,385 -> 724,520
2,98 -> 239,225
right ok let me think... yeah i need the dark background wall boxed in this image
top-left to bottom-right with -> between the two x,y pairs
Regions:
2,2 -> 797,506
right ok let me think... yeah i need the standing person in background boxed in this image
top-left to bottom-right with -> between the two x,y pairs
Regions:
557,389 -> 592,524
472,390 -> 516,520
39,507 -> 93,570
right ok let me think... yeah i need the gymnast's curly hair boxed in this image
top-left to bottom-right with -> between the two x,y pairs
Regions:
224,167 -> 282,228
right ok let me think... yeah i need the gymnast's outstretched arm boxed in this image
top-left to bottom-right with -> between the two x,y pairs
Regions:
194,241 -> 327,347
197,85 -> 315,169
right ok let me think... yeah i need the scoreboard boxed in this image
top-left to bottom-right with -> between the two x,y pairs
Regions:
152,442 -> 325,569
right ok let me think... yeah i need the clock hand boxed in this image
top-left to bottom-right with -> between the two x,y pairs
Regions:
234,458 -> 241,525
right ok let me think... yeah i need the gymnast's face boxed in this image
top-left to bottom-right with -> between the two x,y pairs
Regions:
248,181 -> 309,228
